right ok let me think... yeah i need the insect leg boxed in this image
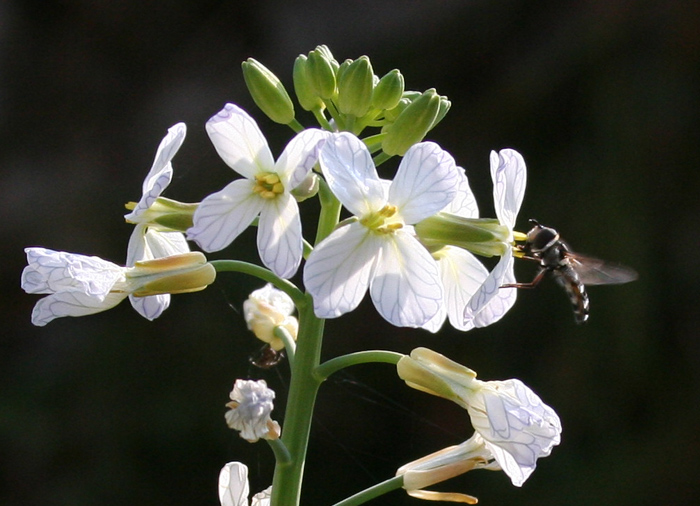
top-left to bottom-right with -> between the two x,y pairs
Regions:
500,268 -> 547,289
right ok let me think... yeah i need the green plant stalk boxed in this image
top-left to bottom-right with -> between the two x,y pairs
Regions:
331,475 -> 404,506
270,298 -> 325,506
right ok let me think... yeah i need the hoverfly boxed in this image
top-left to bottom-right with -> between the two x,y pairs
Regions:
502,219 -> 638,323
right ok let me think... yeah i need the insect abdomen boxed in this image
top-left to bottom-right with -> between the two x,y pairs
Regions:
555,266 -> 590,324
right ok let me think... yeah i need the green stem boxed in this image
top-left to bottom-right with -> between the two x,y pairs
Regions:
312,109 -> 334,131
315,178 -> 342,245
372,151 -> 392,167
210,260 -> 305,307
266,438 -> 292,466
287,118 -> 305,133
270,298 -> 325,506
273,325 -> 296,366
331,476 -> 404,506
315,350 -> 403,382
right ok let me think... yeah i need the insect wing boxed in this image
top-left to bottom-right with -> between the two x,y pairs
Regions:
565,253 -> 638,285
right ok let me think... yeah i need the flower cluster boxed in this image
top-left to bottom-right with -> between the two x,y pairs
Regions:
20,45 -> 601,506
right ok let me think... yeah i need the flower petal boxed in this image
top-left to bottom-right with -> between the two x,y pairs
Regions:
275,128 -> 329,189
491,149 -> 526,231
424,247 -> 489,332
257,194 -> 302,279
471,379 -> 561,487
218,462 -> 250,506
125,123 -> 186,222
370,230 -> 443,327
389,142 -> 460,224
21,248 -> 123,297
251,487 -> 272,506
31,291 -> 127,327
319,132 -> 385,216
446,168 -> 479,218
207,103 -> 275,179
304,222 -> 379,318
188,179 -> 264,252
463,248 -> 517,329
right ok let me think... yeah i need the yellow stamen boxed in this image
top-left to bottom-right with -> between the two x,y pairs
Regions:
253,172 -> 285,199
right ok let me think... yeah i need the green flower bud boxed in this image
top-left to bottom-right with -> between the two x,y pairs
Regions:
414,214 -> 511,257
293,55 -> 325,111
241,58 -> 295,125
314,45 -> 338,68
383,97 -> 411,123
430,95 -> 451,131
124,196 -> 197,232
371,69 -> 404,111
307,49 -> 337,100
337,56 -> 374,117
382,88 -> 440,156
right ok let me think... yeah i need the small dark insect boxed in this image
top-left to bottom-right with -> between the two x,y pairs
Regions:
249,344 -> 285,369
502,219 -> 638,323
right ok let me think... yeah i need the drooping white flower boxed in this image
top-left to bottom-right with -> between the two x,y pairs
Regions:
244,283 -> 298,351
21,248 -> 215,326
303,132 -> 461,327
224,379 -> 280,443
462,149 -> 526,329
397,348 -> 561,487
218,462 -> 271,506
124,123 -> 190,320
187,104 -> 329,279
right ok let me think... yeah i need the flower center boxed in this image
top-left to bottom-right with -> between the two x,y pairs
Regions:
360,205 -> 403,234
253,172 -> 285,199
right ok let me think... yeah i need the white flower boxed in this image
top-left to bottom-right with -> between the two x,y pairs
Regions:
187,104 -> 329,279
218,462 -> 271,506
244,283 -> 298,351
124,123 -> 190,320
303,132 -> 461,327
21,248 -> 215,326
462,149 -> 526,329
397,348 -> 561,487
225,379 -> 280,442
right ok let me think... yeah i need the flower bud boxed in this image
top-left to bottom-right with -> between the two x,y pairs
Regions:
243,283 -> 298,351
125,196 -> 197,232
129,251 -> 216,296
430,95 -> 451,131
337,56 -> 374,117
241,58 -> 295,125
306,48 -> 337,100
290,171 -> 320,202
382,88 -> 440,156
415,214 -> 511,257
293,55 -> 325,111
371,69 -> 404,111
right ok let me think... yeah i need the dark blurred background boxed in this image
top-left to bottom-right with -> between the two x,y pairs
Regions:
2,1 -> 699,505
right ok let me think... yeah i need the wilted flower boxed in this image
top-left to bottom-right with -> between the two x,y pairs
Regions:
244,283 -> 298,351
397,348 -> 561,487
397,432 -> 498,504
21,248 -> 215,326
218,462 -> 271,506
225,379 -> 280,442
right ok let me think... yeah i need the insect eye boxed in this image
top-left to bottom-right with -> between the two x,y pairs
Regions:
530,227 -> 558,251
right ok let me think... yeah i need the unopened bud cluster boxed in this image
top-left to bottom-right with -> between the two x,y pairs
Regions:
241,45 -> 450,156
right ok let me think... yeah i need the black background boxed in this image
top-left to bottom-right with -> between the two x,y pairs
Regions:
2,1 -> 699,505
